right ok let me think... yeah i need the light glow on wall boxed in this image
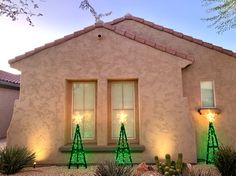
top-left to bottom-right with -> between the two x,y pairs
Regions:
154,133 -> 175,159
27,128 -> 51,161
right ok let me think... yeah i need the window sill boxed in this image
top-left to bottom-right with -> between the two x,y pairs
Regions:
59,144 -> 145,153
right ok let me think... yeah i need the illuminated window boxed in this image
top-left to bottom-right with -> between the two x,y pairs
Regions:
71,81 -> 96,141
108,80 -> 139,143
200,81 -> 215,107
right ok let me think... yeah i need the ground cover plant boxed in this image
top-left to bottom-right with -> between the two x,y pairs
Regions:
94,160 -> 133,176
214,145 -> 236,176
0,146 -> 35,174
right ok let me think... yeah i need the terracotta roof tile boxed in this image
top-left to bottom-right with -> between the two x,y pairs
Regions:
166,48 -> 176,55
144,20 -> 154,27
153,24 -> 164,31
9,18 -> 196,65
103,24 -> 115,30
203,42 -> 213,49
144,40 -> 156,48
155,44 -> 166,52
176,52 -> 187,59
124,31 -> 135,40
64,33 -> 74,40
222,49 -> 233,56
135,36 -> 145,44
110,17 -> 124,25
0,70 -> 20,84
110,14 -> 236,58
213,46 -> 223,52
124,15 -> 133,20
173,31 -> 183,38
183,35 -> 193,42
54,38 -> 66,45
193,38 -> 203,45
132,16 -> 144,23
163,28 -> 174,34
115,28 -> 126,35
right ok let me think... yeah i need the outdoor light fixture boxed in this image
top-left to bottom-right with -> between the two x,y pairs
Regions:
198,107 -> 221,164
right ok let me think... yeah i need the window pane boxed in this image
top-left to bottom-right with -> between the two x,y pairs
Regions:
84,83 -> 95,109
201,81 -> 215,107
112,83 -> 123,109
73,83 -> 83,110
83,111 -> 95,139
125,110 -> 135,138
123,82 -> 134,109
72,82 -> 96,140
111,110 -> 121,139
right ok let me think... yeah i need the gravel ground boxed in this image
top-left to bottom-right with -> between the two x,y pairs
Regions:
190,164 -> 220,176
0,164 -> 221,176
0,166 -> 97,176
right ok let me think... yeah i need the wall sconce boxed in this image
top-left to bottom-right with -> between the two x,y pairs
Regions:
198,107 -> 221,164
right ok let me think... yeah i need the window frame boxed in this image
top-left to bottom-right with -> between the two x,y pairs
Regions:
107,79 -> 139,144
200,80 -> 216,108
65,80 -> 97,144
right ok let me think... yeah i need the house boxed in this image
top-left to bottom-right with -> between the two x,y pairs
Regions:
7,14 -> 236,164
0,70 -> 20,139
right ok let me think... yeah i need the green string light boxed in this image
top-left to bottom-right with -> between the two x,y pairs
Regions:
206,122 -> 219,164
115,123 -> 132,165
68,124 -> 87,168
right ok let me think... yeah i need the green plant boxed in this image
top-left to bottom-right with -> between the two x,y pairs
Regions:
94,160 -> 133,176
176,153 -> 183,173
0,146 -> 35,174
214,145 -> 236,176
154,153 -> 185,176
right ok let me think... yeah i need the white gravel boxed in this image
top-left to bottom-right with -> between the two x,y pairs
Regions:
0,166 -> 97,176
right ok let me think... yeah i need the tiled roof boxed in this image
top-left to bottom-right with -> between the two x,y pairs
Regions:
0,70 -> 20,84
108,15 -> 236,58
9,19 -> 194,65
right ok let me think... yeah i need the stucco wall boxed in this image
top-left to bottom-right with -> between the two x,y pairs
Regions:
114,20 -> 236,160
8,27 -> 196,164
0,87 -> 19,138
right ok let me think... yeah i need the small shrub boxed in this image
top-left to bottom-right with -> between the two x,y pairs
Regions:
0,146 -> 35,174
94,160 -> 133,176
214,145 -> 236,176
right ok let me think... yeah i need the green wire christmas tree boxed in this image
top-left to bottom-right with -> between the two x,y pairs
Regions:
202,112 -> 219,164
206,121 -> 219,164
115,111 -> 132,165
68,113 -> 87,168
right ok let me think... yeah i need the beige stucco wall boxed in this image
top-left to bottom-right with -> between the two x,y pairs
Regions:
0,87 -> 19,138
114,20 -> 236,160
8,27 -> 196,164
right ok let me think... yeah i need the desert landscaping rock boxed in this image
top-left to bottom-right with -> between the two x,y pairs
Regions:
0,166 -> 96,176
